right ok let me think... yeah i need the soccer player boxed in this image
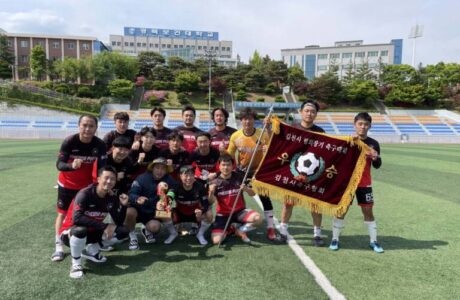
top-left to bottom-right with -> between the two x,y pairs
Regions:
208,107 -> 237,153
126,158 -> 177,249
278,100 -> 326,246
103,111 -> 137,150
129,127 -> 160,178
150,107 -> 172,150
159,131 -> 190,180
227,108 -> 277,241
106,136 -> 136,196
171,165 -> 213,245
190,132 -> 220,182
58,166 -> 130,279
52,115 -> 107,262
209,154 -> 262,244
329,112 -> 384,253
174,105 -> 203,153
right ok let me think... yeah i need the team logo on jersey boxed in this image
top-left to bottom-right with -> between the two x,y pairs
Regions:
290,152 -> 325,182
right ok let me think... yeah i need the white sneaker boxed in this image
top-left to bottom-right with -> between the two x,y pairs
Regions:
196,233 -> 208,245
81,250 -> 107,263
164,231 -> 178,245
69,264 -> 84,279
141,228 -> 156,244
129,239 -> 139,250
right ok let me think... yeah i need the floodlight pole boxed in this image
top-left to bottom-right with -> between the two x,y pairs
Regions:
205,49 -> 215,113
218,105 -> 275,248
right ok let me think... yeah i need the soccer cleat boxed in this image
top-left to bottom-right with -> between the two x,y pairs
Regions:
235,229 -> 251,244
51,251 -> 65,262
128,239 -> 139,250
369,241 -> 384,253
99,245 -> 114,252
69,264 -> 84,279
196,233 -> 208,245
164,231 -> 178,245
312,236 -> 325,247
188,224 -> 199,236
81,250 -> 107,263
276,233 -> 288,243
266,227 -> 277,241
329,240 -> 339,251
141,228 -> 156,244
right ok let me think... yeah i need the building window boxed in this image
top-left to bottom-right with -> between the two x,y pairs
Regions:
179,45 -> 183,48
198,46 -> 202,50
203,46 -> 207,50
368,51 -> 378,57
355,52 -> 365,58
136,42 -> 141,47
20,55 -> 28,63
369,63 -> 377,68
112,41 -> 116,46
124,42 -> 128,46
162,44 -> 166,48
52,41 -> 60,48
381,50 -> 388,56
342,65 -> 352,70
227,47 -> 231,51
167,44 -> 171,48
7,40 -> 12,47
116,42 -> 120,46
155,44 -> 159,48
317,65 -> 328,71
330,53 -> 340,59
129,42 -> 134,47
342,53 -> 352,58
67,43 -> 75,49
37,41 -> 45,47
173,45 -> 178,48
142,43 -> 146,47
82,43 -> 90,50
20,40 -> 29,48
318,54 -> 328,60
215,46 -> 219,51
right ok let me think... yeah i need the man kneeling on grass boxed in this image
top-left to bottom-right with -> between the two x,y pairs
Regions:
208,154 -> 262,244
58,166 -> 130,279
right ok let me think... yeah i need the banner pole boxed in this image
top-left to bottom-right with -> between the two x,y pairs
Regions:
218,105 -> 275,248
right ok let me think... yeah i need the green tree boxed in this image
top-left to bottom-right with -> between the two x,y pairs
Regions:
354,61 -> 375,81
54,57 -> 80,83
345,80 -> 378,107
287,65 -> 307,86
151,64 -> 174,82
384,84 -> 425,106
108,79 -> 134,99
381,64 -> 417,85
30,45 -> 47,80
0,34 -> 14,79
174,71 -> 200,93
307,71 -> 343,105
249,50 -> 263,68
168,56 -> 191,74
138,51 -> 165,78
111,53 -> 139,80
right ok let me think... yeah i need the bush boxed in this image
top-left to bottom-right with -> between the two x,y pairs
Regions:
152,80 -> 173,90
177,92 -> 189,104
256,97 -> 265,102
54,83 -> 70,94
275,95 -> 284,102
77,86 -> 94,98
108,79 -> 134,100
236,90 -> 248,101
264,83 -> 276,95
235,83 -> 247,92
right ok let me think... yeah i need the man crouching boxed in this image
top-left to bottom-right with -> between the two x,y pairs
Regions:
59,166 -> 130,279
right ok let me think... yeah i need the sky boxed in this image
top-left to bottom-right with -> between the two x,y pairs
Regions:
0,0 -> 459,66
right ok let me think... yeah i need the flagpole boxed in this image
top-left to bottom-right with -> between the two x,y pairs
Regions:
218,105 -> 275,248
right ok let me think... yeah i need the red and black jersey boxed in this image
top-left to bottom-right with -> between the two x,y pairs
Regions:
293,123 -> 325,133
359,136 -> 381,187
153,127 -> 173,151
59,184 -> 126,234
174,125 -> 203,153
129,145 -> 160,178
171,181 -> 209,215
208,126 -> 237,151
103,129 -> 137,151
106,154 -> 136,195
159,148 -> 190,180
57,134 -> 107,190
190,148 -> 220,180
210,172 -> 245,216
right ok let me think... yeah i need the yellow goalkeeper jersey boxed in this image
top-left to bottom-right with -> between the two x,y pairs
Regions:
227,128 -> 269,174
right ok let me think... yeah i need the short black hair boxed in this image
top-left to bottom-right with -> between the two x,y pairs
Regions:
112,136 -> 131,149
78,114 -> 98,127
218,153 -> 234,164
354,112 -> 372,124
179,165 -> 195,175
195,131 -> 211,140
182,105 -> 196,116
114,111 -> 130,121
167,130 -> 184,141
140,126 -> 156,137
150,107 -> 166,117
97,165 -> 117,178
239,107 -> 257,120
300,100 -> 320,112
211,107 -> 229,124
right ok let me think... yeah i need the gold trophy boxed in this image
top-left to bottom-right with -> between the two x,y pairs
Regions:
155,182 -> 172,219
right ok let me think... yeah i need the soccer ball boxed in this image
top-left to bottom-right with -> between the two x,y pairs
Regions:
295,152 -> 320,176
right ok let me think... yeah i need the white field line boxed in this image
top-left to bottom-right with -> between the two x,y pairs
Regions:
253,195 -> 346,300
